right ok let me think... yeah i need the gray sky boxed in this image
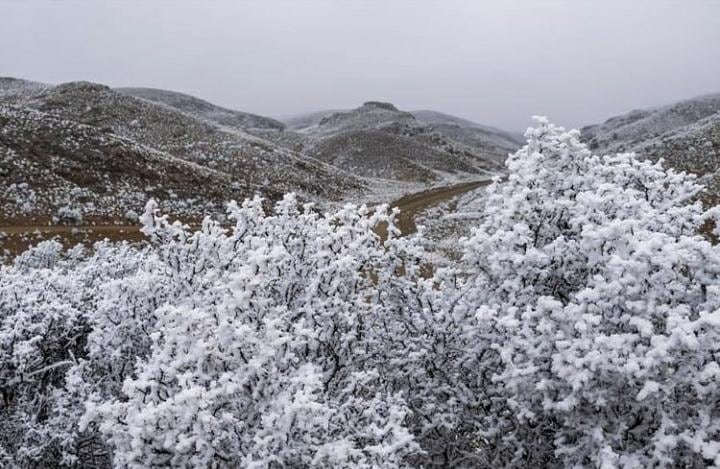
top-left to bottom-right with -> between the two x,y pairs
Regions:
1,0 -> 719,131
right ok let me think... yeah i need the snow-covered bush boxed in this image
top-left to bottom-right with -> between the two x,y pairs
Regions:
124,209 -> 138,222
1,195 -> 427,468
462,117 -> 720,467
82,195 -> 424,468
4,182 -> 38,215
0,242 -> 109,467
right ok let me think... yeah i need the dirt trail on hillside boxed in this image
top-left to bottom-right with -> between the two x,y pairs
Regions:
390,179 -> 492,235
0,179 -> 492,255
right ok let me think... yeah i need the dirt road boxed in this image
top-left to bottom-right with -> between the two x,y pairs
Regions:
0,224 -> 145,255
389,179 -> 492,235
0,179 -> 492,255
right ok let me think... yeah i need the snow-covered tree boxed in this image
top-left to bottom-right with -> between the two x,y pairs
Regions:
462,117 -> 720,467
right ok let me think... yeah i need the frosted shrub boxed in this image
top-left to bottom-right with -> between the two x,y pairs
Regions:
1,195 -> 426,468
81,195 -> 423,468
0,241 -> 109,467
463,117 -> 720,467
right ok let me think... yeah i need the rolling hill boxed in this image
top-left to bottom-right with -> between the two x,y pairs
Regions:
0,104 -> 247,224
286,102 -> 518,182
1,78 -> 522,227
412,110 -> 523,163
0,79 -> 363,224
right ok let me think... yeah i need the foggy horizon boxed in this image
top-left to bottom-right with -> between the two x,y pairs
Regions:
2,0 -> 719,131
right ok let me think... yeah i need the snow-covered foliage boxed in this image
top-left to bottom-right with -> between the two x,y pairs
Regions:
0,195 -> 428,468
2,118 -> 720,468
462,117 -> 720,467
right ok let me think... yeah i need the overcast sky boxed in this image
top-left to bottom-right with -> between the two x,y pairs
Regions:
1,0 -> 719,131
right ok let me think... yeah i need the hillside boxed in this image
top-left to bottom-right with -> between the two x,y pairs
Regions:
582,94 -> 720,153
299,102 -> 416,137
283,109 -> 346,131
117,87 -> 285,131
0,80 -> 363,224
581,94 -> 720,204
0,104 -> 246,224
308,129 -> 450,181
412,110 -> 523,163
0,77 -> 50,105
291,102 -> 514,182
0,79 -> 520,227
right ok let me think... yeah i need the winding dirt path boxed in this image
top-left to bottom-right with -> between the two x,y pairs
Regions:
388,179 -> 492,236
0,179 -> 492,255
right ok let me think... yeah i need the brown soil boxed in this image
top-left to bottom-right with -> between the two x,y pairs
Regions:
0,225 -> 146,256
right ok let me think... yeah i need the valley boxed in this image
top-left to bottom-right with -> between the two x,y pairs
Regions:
1,77 -> 514,258
4,77 -> 720,261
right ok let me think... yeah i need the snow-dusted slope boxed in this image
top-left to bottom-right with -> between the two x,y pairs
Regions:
117,87 -> 285,131
288,102 -> 510,182
412,109 -> 523,154
581,94 -> 720,152
308,130 -> 453,181
283,109 -> 346,131
0,104 -> 245,223
1,78 -> 521,222
28,82 -> 361,194
581,93 -> 720,204
0,77 -> 50,105
299,102 -> 417,137
0,80 -> 364,223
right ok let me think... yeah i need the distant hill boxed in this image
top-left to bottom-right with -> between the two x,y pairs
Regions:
0,80 -> 362,224
581,94 -> 720,204
284,102 -> 517,182
582,94 -> 720,152
308,129 -> 460,181
285,107 -> 522,155
283,109 -> 346,131
300,102 -> 417,137
117,87 -> 285,131
412,111 -> 525,163
1,78 -> 522,224
412,110 -> 523,158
